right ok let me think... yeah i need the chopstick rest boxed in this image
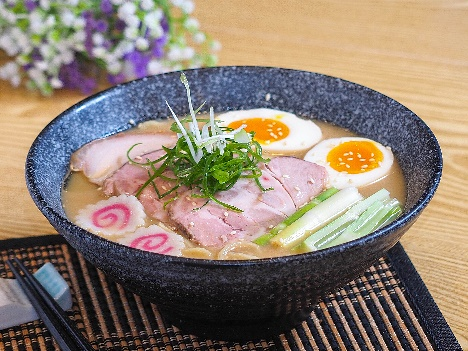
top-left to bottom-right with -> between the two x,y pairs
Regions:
0,262 -> 72,330
5,258 -> 94,351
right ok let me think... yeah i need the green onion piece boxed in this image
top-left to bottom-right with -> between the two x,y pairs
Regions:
269,187 -> 363,249
319,198 -> 402,249
301,188 -> 391,252
253,187 -> 339,246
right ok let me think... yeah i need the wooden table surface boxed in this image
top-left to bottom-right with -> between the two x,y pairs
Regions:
0,0 -> 467,348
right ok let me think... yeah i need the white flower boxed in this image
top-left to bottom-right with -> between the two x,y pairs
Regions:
60,9 -> 76,27
34,60 -> 49,71
50,77 -> 63,89
124,26 -> 139,40
92,33 -> 105,46
188,58 -> 203,69
141,0 -> 155,11
10,75 -> 21,87
0,7 -> 16,23
44,14 -> 56,28
167,47 -> 183,61
29,11 -> 46,34
16,54 -> 30,65
181,47 -> 195,60
39,0 -> 51,11
28,67 -> 47,87
107,60 -> 123,75
122,59 -> 136,78
113,40 -> 135,57
50,55 -> 63,68
118,2 -> 137,19
92,46 -> 107,58
184,18 -> 199,31
149,25 -> 164,39
73,17 -> 86,29
180,0 -> 194,14
144,9 -> 163,29
135,37 -> 149,51
60,50 -> 74,65
39,44 -> 54,59
11,29 -> 30,51
126,14 -> 140,28
147,59 -> 165,75
193,32 -> 206,44
211,40 -> 222,51
0,62 -> 21,87
0,33 -> 19,56
71,30 -> 86,43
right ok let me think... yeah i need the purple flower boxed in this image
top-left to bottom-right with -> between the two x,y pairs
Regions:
100,0 -> 113,14
151,16 -> 169,58
25,0 -> 37,11
152,36 -> 166,58
94,19 -> 109,32
115,19 -> 126,32
108,72 -> 126,85
125,50 -> 151,79
59,60 -> 96,95
161,15 -> 169,32
83,11 -> 95,56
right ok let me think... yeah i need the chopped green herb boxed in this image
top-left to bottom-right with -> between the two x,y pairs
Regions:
128,73 -> 270,211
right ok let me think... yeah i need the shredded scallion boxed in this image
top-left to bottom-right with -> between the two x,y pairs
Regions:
128,73 -> 270,211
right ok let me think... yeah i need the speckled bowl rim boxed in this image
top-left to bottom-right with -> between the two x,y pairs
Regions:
26,65 -> 443,268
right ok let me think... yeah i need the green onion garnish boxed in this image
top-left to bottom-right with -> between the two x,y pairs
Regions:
129,73 -> 270,211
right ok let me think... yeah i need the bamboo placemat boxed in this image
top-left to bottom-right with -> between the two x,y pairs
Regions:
0,235 -> 461,351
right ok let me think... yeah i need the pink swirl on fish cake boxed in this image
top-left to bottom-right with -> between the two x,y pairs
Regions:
118,225 -> 185,256
76,195 -> 146,236
129,233 -> 174,254
92,203 -> 131,230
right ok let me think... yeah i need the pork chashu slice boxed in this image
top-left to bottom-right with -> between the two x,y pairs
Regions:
70,132 -> 176,185
167,157 -> 328,248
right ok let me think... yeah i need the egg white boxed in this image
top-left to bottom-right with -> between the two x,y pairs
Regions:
216,108 -> 322,153
304,137 -> 394,189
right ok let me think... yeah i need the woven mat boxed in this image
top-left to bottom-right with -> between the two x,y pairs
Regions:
0,235 -> 461,351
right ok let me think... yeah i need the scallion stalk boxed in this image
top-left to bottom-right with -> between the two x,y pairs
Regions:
301,188 -> 391,251
318,198 -> 402,249
253,187 -> 339,246
269,187 -> 363,248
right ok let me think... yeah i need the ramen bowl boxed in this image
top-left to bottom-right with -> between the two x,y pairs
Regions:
25,66 -> 442,340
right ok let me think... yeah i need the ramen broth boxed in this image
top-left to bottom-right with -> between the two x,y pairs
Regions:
62,118 -> 406,259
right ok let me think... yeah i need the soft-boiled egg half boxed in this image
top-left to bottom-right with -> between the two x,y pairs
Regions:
216,108 -> 322,153
304,137 -> 394,189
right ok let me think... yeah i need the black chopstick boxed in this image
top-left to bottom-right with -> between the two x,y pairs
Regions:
6,258 -> 94,351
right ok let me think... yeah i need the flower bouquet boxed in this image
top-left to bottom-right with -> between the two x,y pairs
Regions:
0,0 -> 219,95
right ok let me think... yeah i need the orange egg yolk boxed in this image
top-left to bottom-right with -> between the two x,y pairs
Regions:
227,118 -> 290,144
326,140 -> 384,174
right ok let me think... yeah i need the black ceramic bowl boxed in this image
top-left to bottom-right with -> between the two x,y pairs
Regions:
25,66 -> 442,340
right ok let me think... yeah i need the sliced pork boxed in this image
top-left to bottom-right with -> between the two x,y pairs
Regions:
102,150 -> 166,196
70,132 -> 176,185
167,157 -> 327,247
265,156 -> 328,208
167,175 -> 294,247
